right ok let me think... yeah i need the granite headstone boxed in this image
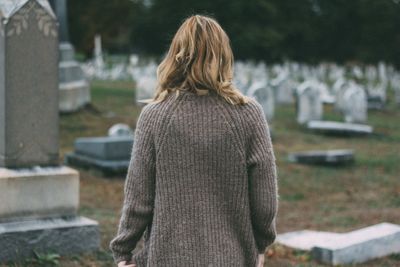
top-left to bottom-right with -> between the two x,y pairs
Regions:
0,1 -> 99,262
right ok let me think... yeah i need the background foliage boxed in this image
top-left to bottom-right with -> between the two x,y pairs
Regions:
68,0 -> 400,66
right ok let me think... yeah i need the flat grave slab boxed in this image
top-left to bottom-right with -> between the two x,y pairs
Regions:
74,136 -> 133,160
288,149 -> 354,165
277,222 -> 400,265
307,121 -> 373,136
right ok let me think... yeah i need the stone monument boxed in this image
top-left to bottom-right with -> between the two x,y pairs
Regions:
277,222 -> 400,265
247,82 -> 275,120
49,0 -> 90,112
65,124 -> 134,176
296,80 -> 323,124
0,0 -> 99,262
342,84 -> 367,123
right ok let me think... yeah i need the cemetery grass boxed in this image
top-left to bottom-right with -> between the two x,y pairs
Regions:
8,81 -> 399,267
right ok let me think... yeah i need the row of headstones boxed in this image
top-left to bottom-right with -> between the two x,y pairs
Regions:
79,44 -> 400,108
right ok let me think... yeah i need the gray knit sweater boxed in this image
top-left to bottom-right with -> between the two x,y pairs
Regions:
109,89 -> 278,267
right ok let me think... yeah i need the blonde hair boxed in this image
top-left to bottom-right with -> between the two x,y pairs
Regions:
149,15 -> 251,105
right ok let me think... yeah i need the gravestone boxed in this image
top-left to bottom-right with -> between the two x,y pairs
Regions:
307,121 -> 373,136
247,82 -> 275,120
342,84 -> 367,123
136,76 -> 157,104
49,0 -> 90,112
332,78 -> 348,112
108,123 -> 134,137
65,135 -> 134,176
318,82 -> 335,104
277,222 -> 400,265
288,149 -> 354,166
0,0 -> 99,262
271,70 -> 296,104
393,75 -> 400,105
94,34 -> 105,71
0,0 -> 59,168
296,80 -> 323,124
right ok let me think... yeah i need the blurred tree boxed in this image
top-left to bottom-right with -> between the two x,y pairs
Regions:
68,0 -> 144,57
67,0 -> 400,67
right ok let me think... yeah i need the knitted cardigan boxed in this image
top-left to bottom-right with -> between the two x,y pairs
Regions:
109,89 -> 278,267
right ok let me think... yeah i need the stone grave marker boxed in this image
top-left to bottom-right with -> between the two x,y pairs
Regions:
65,130 -> 134,176
0,0 -> 59,168
0,0 -> 99,262
288,149 -> 354,166
277,222 -> 400,265
247,82 -> 275,120
342,84 -> 367,123
49,0 -> 90,112
136,75 -> 157,104
296,80 -> 323,124
108,123 -> 134,137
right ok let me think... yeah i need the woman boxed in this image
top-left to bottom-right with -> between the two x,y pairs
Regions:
110,15 -> 278,267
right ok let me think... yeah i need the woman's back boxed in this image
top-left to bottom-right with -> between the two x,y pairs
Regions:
110,89 -> 278,266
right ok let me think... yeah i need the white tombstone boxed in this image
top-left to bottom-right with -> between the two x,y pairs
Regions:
247,82 -> 275,120
296,80 -> 323,124
108,123 -> 134,137
0,0 -> 99,261
333,79 -> 352,113
136,76 -> 157,103
271,69 -> 296,104
342,83 -> 367,123
94,34 -> 105,71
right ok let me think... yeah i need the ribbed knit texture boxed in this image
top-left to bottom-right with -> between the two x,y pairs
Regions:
109,89 -> 278,267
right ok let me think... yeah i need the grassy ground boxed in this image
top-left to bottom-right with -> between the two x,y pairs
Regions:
5,80 -> 399,267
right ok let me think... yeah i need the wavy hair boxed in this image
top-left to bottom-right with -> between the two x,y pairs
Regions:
149,15 -> 250,105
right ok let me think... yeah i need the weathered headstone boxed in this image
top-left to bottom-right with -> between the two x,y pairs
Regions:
108,123 -> 134,137
49,0 -> 90,112
392,75 -> 400,105
65,136 -> 134,176
0,0 -> 99,262
247,82 -> 275,120
296,81 -> 323,124
288,149 -> 354,166
342,84 -> 367,123
94,34 -> 105,71
136,76 -> 157,104
277,223 -> 400,265
332,78 -> 348,112
0,0 -> 59,168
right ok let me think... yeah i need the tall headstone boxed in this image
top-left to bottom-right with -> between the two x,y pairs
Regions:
49,0 -> 90,112
0,0 -> 99,262
0,0 -> 59,168
296,81 -> 323,124
94,34 -> 105,71
135,74 -> 157,104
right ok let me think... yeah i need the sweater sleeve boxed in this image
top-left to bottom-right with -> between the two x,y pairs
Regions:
109,104 -> 156,264
246,100 -> 279,254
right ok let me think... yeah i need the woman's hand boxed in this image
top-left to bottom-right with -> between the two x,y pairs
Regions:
256,253 -> 265,267
117,260 -> 137,267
